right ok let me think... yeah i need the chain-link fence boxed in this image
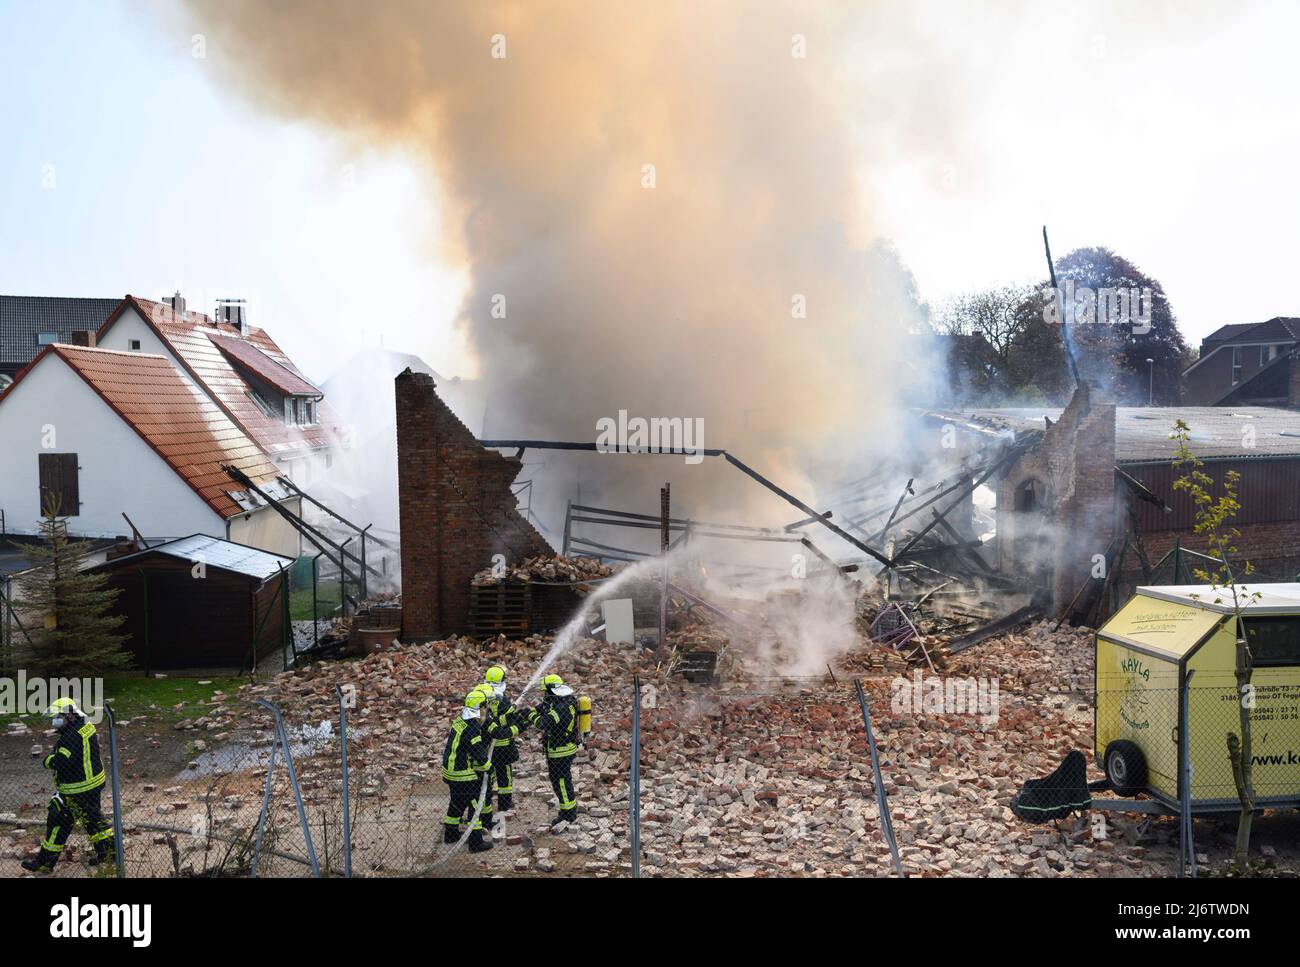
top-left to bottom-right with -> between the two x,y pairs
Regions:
0,670 -> 909,877
25,666 -> 1299,877
628,675 -> 904,877
1095,680 -> 1300,810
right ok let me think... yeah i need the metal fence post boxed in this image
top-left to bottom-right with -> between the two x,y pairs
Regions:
855,678 -> 904,877
337,685 -> 352,878
312,550 -> 324,648
250,721 -> 279,878
631,674 -> 641,879
258,700 -> 321,877
106,704 -> 125,877
1179,670 -> 1197,878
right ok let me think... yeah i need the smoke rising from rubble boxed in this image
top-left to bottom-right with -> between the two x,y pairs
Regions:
175,0 -> 940,534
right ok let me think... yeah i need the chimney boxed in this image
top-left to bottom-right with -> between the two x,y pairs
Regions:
217,299 -> 249,337
167,290 -> 186,316
70,330 -> 97,348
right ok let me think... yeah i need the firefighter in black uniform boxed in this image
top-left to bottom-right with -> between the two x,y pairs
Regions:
441,685 -> 514,853
23,698 -> 115,873
526,674 -> 581,826
482,665 -> 526,814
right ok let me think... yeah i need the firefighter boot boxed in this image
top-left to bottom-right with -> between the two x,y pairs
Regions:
21,849 -> 58,873
443,824 -> 462,844
467,828 -> 494,853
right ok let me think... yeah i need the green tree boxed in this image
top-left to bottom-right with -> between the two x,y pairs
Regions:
1171,420 -> 1257,871
1055,247 -> 1194,404
10,496 -> 130,676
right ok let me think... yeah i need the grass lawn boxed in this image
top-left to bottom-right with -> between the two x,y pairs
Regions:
102,675 -> 248,722
289,578 -> 343,622
0,675 -> 247,728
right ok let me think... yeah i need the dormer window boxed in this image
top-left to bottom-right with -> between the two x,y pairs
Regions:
36,331 -> 58,346
284,395 -> 318,426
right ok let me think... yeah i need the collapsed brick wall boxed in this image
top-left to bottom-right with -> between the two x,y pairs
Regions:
997,381 -> 1117,616
395,370 -> 551,640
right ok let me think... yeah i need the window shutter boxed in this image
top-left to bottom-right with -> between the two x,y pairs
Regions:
38,453 -> 80,516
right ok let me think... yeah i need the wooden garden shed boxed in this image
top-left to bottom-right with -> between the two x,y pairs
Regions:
89,534 -> 293,672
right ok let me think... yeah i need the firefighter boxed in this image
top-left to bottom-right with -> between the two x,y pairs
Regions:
441,685 -> 507,853
22,698 -> 115,873
526,674 -> 581,827
482,665 -> 527,814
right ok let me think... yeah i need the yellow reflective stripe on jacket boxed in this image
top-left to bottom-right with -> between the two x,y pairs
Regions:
79,724 -> 95,780
546,744 -> 578,759
54,724 -> 105,793
57,773 -> 105,794
443,720 -> 473,780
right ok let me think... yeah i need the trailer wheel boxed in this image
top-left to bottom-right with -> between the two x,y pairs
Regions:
1104,740 -> 1148,797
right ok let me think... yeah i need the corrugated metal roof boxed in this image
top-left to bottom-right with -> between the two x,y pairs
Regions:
0,296 -> 120,365
15,344 -> 283,518
100,534 -> 292,580
931,405 -> 1300,462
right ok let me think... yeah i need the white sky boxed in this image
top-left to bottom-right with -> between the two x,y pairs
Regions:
2,1 -> 1298,381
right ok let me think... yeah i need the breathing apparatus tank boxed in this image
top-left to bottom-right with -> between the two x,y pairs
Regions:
577,694 -> 593,737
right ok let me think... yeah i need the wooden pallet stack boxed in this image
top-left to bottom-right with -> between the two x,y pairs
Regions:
469,582 -> 531,637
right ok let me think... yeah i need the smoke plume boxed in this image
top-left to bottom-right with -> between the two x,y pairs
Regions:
173,1 -> 950,530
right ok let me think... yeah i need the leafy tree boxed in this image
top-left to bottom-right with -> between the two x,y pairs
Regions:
10,496 -> 130,676
1171,420 -> 1257,871
1054,247 -> 1194,404
936,283 -> 1070,403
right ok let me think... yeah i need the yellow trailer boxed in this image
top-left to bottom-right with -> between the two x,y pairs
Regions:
1095,584 -> 1300,812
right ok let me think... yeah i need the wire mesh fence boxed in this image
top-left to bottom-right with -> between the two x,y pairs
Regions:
629,676 -> 905,877
1094,681 -> 1300,810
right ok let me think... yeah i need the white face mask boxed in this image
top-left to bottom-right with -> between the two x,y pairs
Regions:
52,716 -> 66,729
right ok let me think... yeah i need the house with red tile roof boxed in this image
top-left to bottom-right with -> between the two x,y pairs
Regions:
0,343 -> 302,555
93,293 -> 341,483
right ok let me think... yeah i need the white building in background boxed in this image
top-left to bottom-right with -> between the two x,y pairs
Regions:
0,343 -> 300,556
94,293 -> 342,485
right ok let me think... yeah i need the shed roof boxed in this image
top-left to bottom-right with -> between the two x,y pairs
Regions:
95,534 -> 292,581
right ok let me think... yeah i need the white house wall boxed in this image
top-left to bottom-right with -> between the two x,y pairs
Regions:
0,353 -> 220,540
96,308 -> 197,387
227,498 -> 303,558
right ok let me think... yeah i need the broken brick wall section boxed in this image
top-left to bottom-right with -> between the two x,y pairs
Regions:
396,369 -> 551,640
998,381 -> 1117,616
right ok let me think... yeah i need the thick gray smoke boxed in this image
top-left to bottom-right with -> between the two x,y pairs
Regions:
173,1 -> 943,537
172,0 -> 1241,553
